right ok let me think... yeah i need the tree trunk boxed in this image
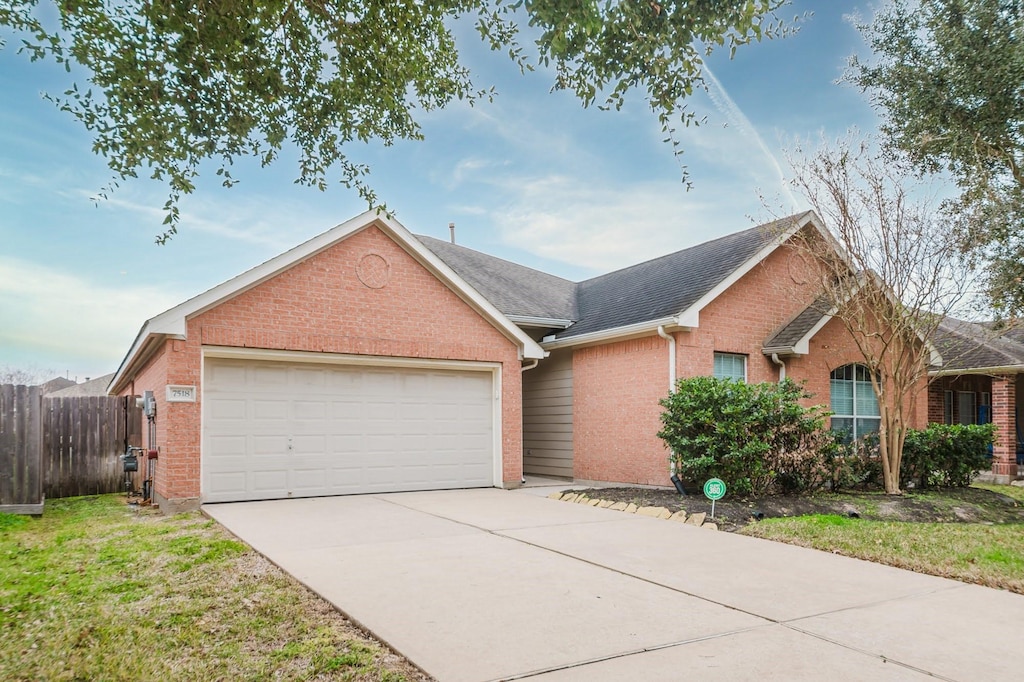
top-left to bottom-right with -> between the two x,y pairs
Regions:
878,403 -> 903,495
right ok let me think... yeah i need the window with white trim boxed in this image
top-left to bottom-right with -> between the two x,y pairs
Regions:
830,364 -> 880,441
713,353 -> 747,382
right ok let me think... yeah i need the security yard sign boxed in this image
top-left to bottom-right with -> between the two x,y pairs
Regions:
703,478 -> 726,518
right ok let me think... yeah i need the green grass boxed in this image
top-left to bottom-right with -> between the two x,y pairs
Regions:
972,482 -> 1024,504
0,495 -> 423,681
741,493 -> 1024,594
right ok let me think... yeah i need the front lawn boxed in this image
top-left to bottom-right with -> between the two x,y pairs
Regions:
0,495 -> 428,681
573,483 -> 1024,594
739,512 -> 1024,594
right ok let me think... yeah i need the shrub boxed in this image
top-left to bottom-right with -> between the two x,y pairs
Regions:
901,423 -> 995,488
826,434 -> 883,491
658,377 -> 836,496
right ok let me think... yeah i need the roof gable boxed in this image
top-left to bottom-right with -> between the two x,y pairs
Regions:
550,211 -> 819,343
110,211 -> 545,393
763,296 -> 835,356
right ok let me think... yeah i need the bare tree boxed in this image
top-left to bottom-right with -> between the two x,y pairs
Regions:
776,136 -> 979,494
0,365 -> 56,387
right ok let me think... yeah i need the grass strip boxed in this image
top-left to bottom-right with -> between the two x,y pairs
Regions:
0,495 -> 425,681
741,513 -> 1024,594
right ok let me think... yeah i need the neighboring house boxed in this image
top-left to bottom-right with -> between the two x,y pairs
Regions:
46,373 -> 117,398
38,377 -> 76,396
108,209 -> 930,512
929,318 -> 1024,481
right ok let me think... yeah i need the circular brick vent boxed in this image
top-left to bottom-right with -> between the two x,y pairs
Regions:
356,253 -> 391,289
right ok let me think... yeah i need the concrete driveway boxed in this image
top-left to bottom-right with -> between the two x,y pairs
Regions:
204,488 -> 1024,682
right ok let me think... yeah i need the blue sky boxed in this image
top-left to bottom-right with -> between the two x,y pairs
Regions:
0,1 -> 881,382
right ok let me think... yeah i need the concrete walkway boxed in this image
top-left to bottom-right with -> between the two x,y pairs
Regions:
204,488 -> 1024,682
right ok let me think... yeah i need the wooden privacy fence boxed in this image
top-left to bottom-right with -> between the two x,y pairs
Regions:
0,385 -> 44,514
43,396 -> 143,500
0,388 -> 143,513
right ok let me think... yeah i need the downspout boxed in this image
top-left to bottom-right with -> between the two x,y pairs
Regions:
771,352 -> 786,383
657,326 -> 676,391
658,326 -> 686,495
520,358 -> 540,483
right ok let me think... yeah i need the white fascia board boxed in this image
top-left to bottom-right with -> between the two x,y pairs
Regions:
540,316 -> 682,350
929,364 -> 1023,377
674,211 -> 819,329
926,343 -> 944,368
151,209 -> 389,336
112,209 -> 546,388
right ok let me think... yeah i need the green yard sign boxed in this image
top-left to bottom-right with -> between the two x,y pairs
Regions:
703,478 -> 726,519
703,478 -> 726,500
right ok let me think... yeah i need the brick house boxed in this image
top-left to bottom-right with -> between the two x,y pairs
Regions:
110,209 -> 934,511
928,319 -> 1024,483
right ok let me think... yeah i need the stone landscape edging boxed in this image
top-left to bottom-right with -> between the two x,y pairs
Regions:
549,491 -> 719,531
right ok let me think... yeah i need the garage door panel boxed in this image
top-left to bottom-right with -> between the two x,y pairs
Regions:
251,399 -> 288,421
203,357 -> 496,502
252,470 -> 289,493
293,400 -> 328,420
207,434 -> 246,456
208,471 -> 247,497
252,365 -> 288,387
252,435 -> 288,455
209,398 -> 247,421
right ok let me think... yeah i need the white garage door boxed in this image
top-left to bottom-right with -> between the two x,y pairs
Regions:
202,357 -> 496,503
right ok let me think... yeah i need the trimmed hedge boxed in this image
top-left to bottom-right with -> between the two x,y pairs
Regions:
901,423 -> 996,488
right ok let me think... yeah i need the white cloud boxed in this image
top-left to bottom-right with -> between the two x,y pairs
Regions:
654,68 -> 802,213
92,192 -> 320,252
0,256 -> 182,373
490,174 -> 766,273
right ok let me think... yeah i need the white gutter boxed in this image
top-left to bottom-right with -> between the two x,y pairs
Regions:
657,325 -> 677,478
521,359 -> 539,372
507,315 -> 573,329
770,352 -> 787,382
929,364 -> 1024,377
542,316 -> 682,349
657,325 -> 676,392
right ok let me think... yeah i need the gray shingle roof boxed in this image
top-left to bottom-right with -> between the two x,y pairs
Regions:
933,318 -> 1024,371
555,218 -> 794,339
47,373 -> 116,397
417,235 -> 577,321
763,296 -> 833,351
417,213 -> 812,340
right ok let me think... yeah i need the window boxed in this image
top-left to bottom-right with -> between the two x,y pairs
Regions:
944,390 -> 954,425
713,353 -> 747,382
830,364 -> 880,441
957,391 -> 976,425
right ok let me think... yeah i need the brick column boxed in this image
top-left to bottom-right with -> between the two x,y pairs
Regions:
991,375 -> 1018,483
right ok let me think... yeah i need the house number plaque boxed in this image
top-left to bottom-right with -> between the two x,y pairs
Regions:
166,385 -> 197,403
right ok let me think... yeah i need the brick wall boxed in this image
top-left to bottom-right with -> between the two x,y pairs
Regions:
571,239 -> 930,487
120,341 -> 170,498
573,336 -> 669,485
121,224 -> 524,505
991,376 -> 1018,479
